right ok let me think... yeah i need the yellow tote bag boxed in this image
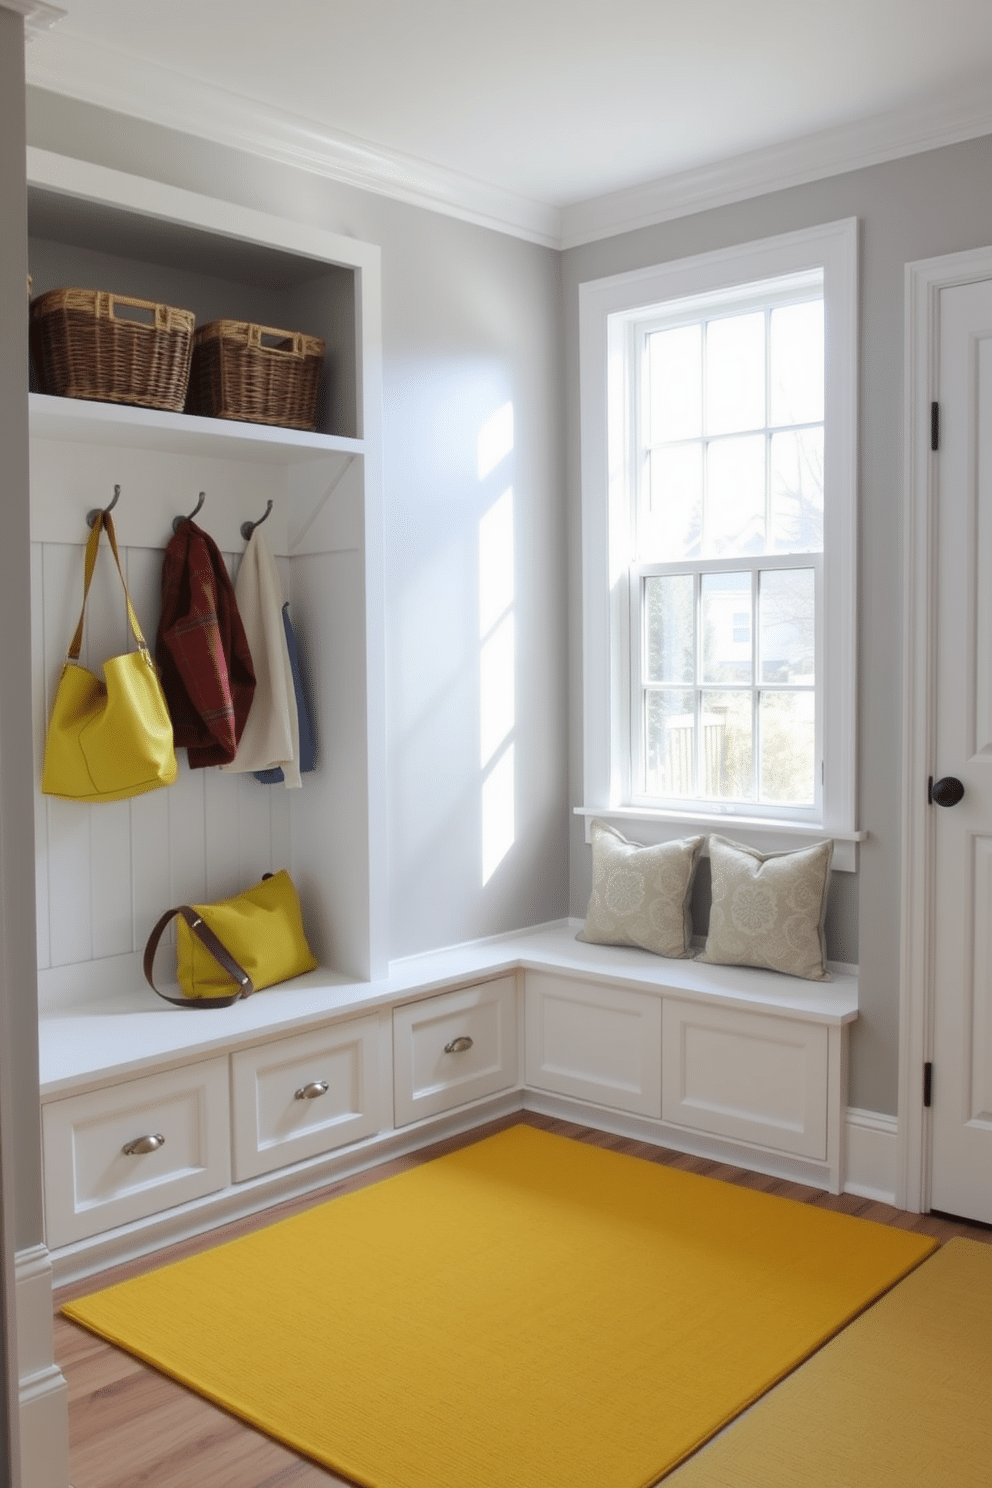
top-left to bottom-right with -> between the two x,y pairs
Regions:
41,511 -> 177,803
142,870 -> 318,1008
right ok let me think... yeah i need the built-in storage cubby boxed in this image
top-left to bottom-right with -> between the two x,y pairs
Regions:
37,920 -> 857,1282
28,187 -> 359,441
27,148 -> 386,1009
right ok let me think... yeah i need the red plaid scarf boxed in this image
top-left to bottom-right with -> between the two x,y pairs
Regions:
156,521 -> 256,767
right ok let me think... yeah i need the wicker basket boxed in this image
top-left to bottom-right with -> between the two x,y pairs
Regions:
30,288 -> 195,412
186,320 -> 325,430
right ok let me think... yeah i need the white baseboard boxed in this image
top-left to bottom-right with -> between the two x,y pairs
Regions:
523,1091 -> 838,1190
843,1108 -> 898,1203
16,1245 -> 69,1488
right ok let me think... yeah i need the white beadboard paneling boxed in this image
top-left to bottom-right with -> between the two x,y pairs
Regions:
167,756 -> 207,910
123,543 -> 163,648
130,785 -> 171,954
41,542 -> 95,966
85,530 -> 137,958
203,766 -> 243,902
32,425 -> 355,993
46,796 -> 92,966
40,543 -> 78,714
271,774 -> 293,870
236,770 -> 278,885
90,801 -> 133,958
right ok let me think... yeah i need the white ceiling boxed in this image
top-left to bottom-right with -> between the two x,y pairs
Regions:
20,0 -> 992,245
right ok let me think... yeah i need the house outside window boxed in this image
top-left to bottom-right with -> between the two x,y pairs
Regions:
578,220 -> 861,869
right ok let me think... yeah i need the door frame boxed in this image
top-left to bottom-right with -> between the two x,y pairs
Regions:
898,243 -> 992,1212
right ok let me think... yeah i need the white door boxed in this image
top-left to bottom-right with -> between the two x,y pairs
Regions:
931,276 -> 992,1223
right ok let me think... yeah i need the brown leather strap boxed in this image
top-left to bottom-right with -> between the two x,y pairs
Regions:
143,906 -> 255,1008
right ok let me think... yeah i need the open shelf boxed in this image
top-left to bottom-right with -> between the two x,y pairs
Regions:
29,392 -> 365,465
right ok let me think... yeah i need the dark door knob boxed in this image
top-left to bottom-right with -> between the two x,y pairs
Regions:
930,776 -> 965,808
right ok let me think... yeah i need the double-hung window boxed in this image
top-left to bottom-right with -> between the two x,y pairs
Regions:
579,221 -> 860,867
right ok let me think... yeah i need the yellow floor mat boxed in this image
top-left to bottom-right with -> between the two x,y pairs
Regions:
63,1124 -> 937,1488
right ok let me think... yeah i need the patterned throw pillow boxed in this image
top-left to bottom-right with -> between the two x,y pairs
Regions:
697,835 -> 833,981
577,820 -> 704,959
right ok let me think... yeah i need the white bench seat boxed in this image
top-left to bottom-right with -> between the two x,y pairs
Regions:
38,919 -> 858,1283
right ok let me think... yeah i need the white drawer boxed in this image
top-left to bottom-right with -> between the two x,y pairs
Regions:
42,1057 -> 230,1247
661,998 -> 829,1159
524,971 -> 662,1117
393,976 -> 518,1125
231,1015 -> 383,1180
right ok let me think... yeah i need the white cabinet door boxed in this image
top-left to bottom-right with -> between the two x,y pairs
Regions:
42,1058 -> 231,1246
231,1015 -> 384,1181
525,972 -> 662,1117
393,977 -> 518,1126
931,277 -> 992,1223
662,999 -> 828,1159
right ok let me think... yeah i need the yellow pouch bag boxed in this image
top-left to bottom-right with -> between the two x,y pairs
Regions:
41,510 -> 178,803
143,870 -> 317,1008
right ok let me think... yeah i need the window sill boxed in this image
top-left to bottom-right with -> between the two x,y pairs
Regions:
573,806 -> 866,872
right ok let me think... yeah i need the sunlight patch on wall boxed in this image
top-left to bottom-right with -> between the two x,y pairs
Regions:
479,487 -> 515,633
477,402 -> 514,481
482,744 -> 515,885
480,613 -> 514,768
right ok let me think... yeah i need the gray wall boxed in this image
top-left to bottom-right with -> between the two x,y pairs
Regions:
25,89 -> 569,964
562,134 -> 992,1114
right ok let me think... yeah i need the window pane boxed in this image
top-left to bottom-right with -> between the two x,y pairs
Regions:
702,571 -> 752,684
759,568 -> 815,684
770,427 -> 823,553
705,312 -> 765,435
701,691 -> 753,799
649,324 -> 701,444
770,300 -> 823,427
645,575 -> 694,684
705,435 -> 765,556
645,690 -> 695,797
759,691 -> 815,803
646,445 -> 702,560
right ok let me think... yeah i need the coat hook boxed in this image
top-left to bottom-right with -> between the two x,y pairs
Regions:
241,500 -> 273,541
172,491 -> 206,534
86,484 -> 121,529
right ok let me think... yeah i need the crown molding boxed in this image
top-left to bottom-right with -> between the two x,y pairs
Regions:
23,29 -> 992,252
0,1 -> 65,39
24,33 -> 561,248
561,80 -> 992,249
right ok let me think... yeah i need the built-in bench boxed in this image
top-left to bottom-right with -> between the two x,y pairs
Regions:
38,919 -> 858,1283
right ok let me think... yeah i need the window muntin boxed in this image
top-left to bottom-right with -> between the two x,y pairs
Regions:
629,272 -> 824,817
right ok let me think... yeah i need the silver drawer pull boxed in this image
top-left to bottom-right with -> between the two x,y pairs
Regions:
444,1036 -> 474,1054
295,1080 -> 329,1101
122,1133 -> 165,1156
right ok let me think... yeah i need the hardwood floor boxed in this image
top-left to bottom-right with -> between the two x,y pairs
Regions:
54,1112 -> 992,1488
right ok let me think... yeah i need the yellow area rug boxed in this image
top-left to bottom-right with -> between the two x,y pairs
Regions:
62,1125 -> 937,1488
665,1235 -> 992,1488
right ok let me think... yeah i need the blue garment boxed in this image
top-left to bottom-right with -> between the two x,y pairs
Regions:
254,604 -> 317,783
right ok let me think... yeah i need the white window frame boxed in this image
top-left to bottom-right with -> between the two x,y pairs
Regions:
577,219 -> 862,869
